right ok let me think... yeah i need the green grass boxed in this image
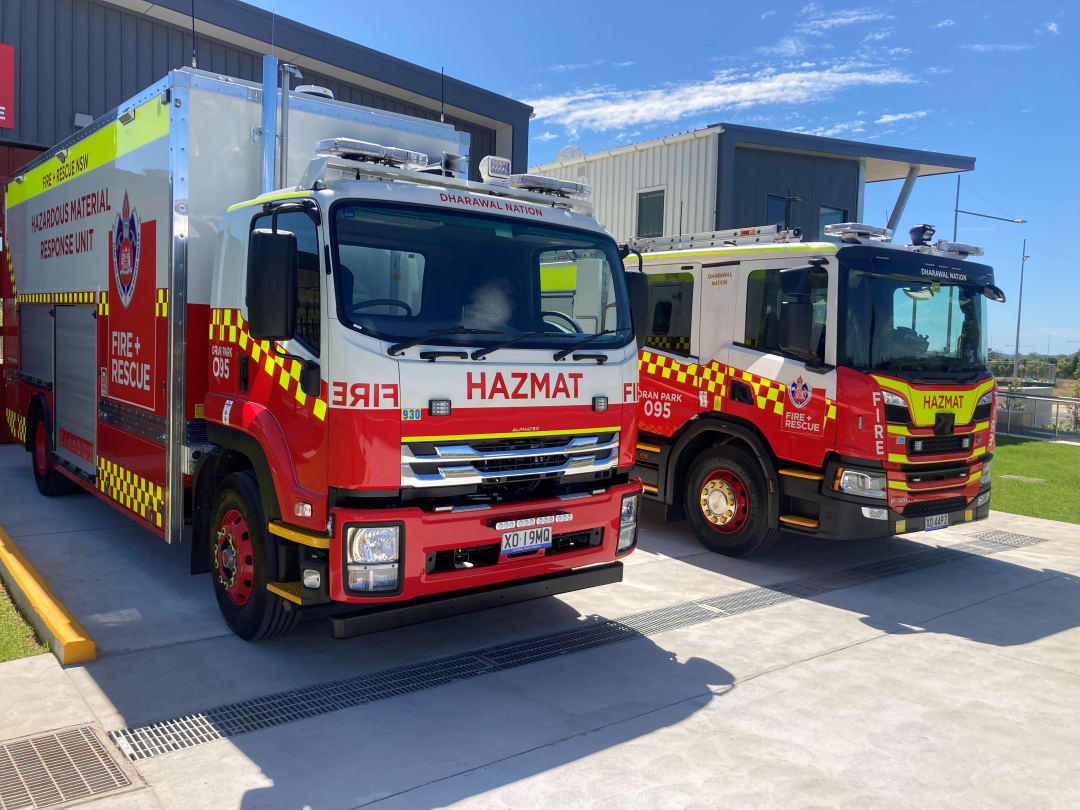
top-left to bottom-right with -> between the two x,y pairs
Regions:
0,581 -> 47,662
990,436 -> 1080,524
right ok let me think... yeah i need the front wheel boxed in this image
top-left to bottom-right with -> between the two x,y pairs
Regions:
210,471 -> 299,640
684,445 -> 780,557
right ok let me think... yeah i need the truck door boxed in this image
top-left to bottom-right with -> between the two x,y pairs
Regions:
53,305 -> 98,473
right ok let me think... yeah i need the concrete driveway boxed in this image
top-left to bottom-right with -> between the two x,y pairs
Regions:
0,443 -> 1078,809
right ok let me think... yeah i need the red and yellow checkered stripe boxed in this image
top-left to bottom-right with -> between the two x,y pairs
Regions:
5,408 -> 26,444
210,308 -> 327,421
645,335 -> 691,353
155,289 -> 168,317
97,291 -> 109,316
4,243 -> 14,297
16,290 -> 101,305
97,457 -> 164,528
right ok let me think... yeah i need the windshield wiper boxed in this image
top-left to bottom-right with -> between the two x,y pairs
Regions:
470,331 -> 549,360
553,329 -> 625,361
387,326 -> 502,357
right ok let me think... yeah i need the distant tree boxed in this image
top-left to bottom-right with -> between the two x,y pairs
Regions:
1068,382 -> 1080,432
1003,379 -> 1025,412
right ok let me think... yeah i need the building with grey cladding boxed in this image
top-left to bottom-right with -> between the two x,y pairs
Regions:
530,124 -> 976,243
0,0 -> 532,181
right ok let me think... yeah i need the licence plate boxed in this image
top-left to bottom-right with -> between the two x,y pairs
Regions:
924,514 -> 949,531
501,526 -> 552,554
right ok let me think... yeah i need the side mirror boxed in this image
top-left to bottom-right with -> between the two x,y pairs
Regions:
246,228 -> 298,340
982,283 -> 1006,303
779,300 -> 814,357
625,271 -> 650,350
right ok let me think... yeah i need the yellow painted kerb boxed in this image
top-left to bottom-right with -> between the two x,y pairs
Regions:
0,525 -> 96,664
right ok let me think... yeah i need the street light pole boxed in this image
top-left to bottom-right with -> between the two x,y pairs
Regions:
1012,239 -> 1030,379
953,179 -> 1026,239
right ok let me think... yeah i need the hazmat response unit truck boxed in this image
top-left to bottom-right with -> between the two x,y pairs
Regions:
3,60 -> 645,640
627,223 -> 1004,556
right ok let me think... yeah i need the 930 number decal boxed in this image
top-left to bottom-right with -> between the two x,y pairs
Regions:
401,408 -> 422,421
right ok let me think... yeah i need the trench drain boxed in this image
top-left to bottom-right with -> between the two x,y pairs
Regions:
0,727 -> 130,810
108,529 -> 1049,762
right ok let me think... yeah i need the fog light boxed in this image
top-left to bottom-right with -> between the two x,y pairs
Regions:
980,460 -> 992,484
347,525 -> 400,564
301,568 -> 322,589
861,506 -> 888,520
975,491 -> 991,507
618,525 -> 637,552
294,501 -> 313,518
348,564 -> 399,592
961,436 -> 971,449
592,395 -> 608,412
429,399 -> 451,416
618,493 -> 639,552
838,469 -> 886,498
912,440 -> 923,452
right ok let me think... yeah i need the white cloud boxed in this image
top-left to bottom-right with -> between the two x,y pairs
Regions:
761,10 -> 777,19
963,43 -> 1032,52
862,29 -> 894,42
887,47 -> 912,56
526,66 -> 914,133
796,7 -> 891,35
875,110 -> 927,124
935,19 -> 955,28
613,61 -> 635,68
1046,21 -> 1059,34
533,131 -> 559,142
543,63 -> 591,73
924,66 -> 954,74
757,36 -> 810,57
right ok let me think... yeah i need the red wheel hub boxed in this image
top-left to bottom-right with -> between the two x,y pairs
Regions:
33,422 -> 48,478
214,508 -> 255,605
698,468 -> 749,534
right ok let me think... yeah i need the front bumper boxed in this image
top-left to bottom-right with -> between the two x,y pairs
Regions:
327,480 -> 642,603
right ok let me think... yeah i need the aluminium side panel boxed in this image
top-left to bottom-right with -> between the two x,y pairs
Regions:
53,305 -> 97,472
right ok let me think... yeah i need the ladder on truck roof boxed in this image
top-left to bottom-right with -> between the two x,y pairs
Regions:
627,224 -> 802,253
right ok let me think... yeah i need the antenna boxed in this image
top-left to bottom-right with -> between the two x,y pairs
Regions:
440,67 -> 445,123
190,0 -> 197,68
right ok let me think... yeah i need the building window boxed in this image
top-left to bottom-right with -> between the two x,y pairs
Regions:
743,267 -> 828,362
636,190 -> 665,238
252,210 -> 321,355
765,195 -> 788,228
819,205 -> 847,235
645,272 -> 693,356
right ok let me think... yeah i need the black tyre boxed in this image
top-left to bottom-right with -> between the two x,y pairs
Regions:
209,471 -> 298,640
684,445 -> 780,557
29,414 -> 77,497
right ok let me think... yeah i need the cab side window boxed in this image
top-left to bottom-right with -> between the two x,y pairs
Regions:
252,210 -> 321,354
645,272 -> 694,356
744,267 -> 828,362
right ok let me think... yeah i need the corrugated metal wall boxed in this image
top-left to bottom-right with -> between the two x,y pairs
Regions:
537,132 -> 718,243
0,0 -> 494,177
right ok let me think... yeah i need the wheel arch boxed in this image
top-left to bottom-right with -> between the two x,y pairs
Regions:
664,414 -> 779,529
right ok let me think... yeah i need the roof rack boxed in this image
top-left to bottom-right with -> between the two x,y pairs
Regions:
628,224 -> 802,253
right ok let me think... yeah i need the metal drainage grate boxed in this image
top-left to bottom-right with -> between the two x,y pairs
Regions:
0,727 -> 130,810
110,529 -> 1051,762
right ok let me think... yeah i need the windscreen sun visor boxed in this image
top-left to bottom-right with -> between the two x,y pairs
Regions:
836,245 -> 1005,303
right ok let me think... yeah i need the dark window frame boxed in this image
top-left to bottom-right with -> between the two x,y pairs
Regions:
250,208 -> 322,357
636,189 -> 666,238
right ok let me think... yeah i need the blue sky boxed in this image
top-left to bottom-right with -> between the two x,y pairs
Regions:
249,0 -> 1076,354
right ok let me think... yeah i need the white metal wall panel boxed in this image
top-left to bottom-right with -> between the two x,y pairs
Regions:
18,304 -> 52,383
535,132 -> 718,243
53,305 -> 97,472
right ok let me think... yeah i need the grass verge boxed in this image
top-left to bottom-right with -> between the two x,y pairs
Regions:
990,436 -> 1080,525
0,581 -> 47,661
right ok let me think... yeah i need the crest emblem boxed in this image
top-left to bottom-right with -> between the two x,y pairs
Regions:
113,192 -> 141,309
789,376 -> 811,408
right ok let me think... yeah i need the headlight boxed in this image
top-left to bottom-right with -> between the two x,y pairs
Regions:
347,526 -> 400,564
837,469 -> 887,498
980,460 -> 992,484
881,390 -> 907,408
975,491 -> 991,507
618,493 -> 639,552
976,391 -> 993,407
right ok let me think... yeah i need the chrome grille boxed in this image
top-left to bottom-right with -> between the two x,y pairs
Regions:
401,432 -> 619,488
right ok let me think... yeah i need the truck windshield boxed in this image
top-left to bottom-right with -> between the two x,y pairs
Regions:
843,268 -> 988,374
330,201 -> 632,351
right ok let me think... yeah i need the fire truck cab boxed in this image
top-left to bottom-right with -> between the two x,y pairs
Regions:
628,223 -> 1004,556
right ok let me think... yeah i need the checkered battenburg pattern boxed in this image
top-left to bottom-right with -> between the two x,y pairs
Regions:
210,308 -> 327,421
645,335 -> 691,353
97,457 -> 164,528
639,349 -> 837,425
5,408 -> 26,444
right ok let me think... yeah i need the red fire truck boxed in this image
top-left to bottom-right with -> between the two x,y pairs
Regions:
628,223 -> 1004,556
3,59 -> 645,639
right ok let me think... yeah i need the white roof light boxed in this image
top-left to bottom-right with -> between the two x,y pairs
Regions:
823,222 -> 893,243
934,239 -> 984,257
315,137 -> 429,171
506,173 -> 591,199
479,155 -> 511,184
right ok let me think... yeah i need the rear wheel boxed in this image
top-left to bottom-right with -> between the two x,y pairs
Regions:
684,445 -> 780,557
210,471 -> 298,640
30,416 -> 77,496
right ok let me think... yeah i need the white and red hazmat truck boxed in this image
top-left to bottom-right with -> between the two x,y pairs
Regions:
627,223 -> 1004,556
2,59 -> 645,640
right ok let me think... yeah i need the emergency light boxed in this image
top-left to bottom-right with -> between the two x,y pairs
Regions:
823,223 -> 893,243
315,137 -> 429,171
